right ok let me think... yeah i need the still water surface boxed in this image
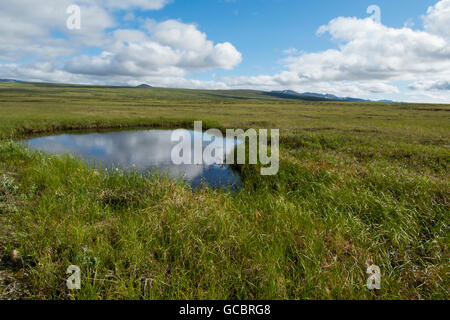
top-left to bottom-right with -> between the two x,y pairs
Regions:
23,129 -> 243,190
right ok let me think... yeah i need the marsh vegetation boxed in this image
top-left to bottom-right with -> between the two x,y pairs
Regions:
0,82 -> 448,299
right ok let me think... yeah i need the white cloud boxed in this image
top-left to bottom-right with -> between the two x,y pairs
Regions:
308,17 -> 450,82
221,0 -> 450,101
0,0 -> 241,87
424,0 -> 450,39
64,20 -> 242,78
0,1 -> 175,61
283,48 -> 302,55
149,20 -> 242,70
0,0 -> 115,61
409,80 -> 450,91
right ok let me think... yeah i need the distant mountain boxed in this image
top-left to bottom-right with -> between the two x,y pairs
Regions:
136,84 -> 152,88
0,79 -> 25,83
272,90 -> 395,103
276,90 -> 301,96
302,92 -> 368,102
267,90 -> 331,101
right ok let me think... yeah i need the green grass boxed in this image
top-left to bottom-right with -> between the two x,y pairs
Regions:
0,82 -> 449,299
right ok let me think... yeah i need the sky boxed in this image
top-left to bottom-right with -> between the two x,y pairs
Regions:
0,0 -> 449,103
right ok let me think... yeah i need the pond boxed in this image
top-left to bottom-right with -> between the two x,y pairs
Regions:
23,129 -> 243,190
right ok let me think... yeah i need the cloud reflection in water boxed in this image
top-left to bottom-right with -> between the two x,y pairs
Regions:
24,129 -> 243,190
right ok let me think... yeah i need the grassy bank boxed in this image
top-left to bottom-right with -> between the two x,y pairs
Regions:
0,83 -> 449,299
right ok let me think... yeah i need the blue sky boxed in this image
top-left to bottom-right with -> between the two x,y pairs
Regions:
143,0 -> 433,76
0,0 -> 449,102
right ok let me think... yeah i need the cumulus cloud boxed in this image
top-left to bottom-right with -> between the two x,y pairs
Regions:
409,80 -> 450,91
424,0 -> 450,39
0,0 -> 117,61
63,19 -> 241,80
308,18 -> 450,82
222,0 -> 450,101
0,0 -> 241,87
